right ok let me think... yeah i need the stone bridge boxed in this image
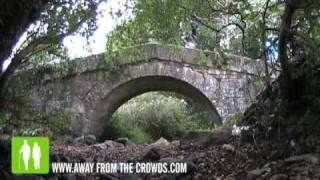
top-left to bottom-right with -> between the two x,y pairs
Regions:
10,43 -> 264,139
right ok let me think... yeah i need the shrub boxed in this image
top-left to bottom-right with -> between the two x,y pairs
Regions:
107,92 -> 217,143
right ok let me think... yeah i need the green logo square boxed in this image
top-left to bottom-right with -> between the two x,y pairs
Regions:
11,137 -> 49,174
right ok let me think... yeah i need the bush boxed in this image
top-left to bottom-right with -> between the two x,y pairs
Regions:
106,92 -> 217,143
0,108 -> 71,139
104,112 -> 152,144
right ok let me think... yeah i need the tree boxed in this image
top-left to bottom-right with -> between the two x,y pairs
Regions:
0,0 -> 49,70
278,0 -> 320,100
107,0 -> 320,102
278,0 -> 297,100
0,0 -> 106,101
106,0 -> 282,67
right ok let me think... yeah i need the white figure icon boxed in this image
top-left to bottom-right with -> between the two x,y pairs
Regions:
19,140 -> 31,170
32,142 -> 41,169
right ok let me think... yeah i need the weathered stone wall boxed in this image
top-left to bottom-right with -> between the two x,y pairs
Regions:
8,43 -> 264,138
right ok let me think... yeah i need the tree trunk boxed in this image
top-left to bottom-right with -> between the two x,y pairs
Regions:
278,0 -> 296,100
0,57 -> 21,106
261,0 -> 271,89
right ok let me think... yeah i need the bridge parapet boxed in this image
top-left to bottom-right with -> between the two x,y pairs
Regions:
27,43 -> 264,82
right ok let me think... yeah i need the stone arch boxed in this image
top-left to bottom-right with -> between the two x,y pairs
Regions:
9,44 -> 263,139
86,60 -> 222,139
